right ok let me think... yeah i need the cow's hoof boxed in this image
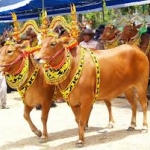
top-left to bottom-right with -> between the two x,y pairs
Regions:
76,140 -> 84,148
35,130 -> 42,137
141,129 -> 148,133
39,137 -> 48,143
141,126 -> 148,133
108,123 -> 114,129
127,126 -> 135,131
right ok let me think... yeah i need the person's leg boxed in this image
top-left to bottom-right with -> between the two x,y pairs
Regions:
1,96 -> 9,109
1,78 -> 9,109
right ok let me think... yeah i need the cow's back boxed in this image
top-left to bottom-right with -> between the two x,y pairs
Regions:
95,44 -> 149,99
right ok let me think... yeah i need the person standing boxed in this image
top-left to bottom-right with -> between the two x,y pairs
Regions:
0,73 -> 9,109
79,28 -> 101,50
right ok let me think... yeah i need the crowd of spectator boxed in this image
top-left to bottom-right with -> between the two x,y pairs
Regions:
0,28 -> 13,47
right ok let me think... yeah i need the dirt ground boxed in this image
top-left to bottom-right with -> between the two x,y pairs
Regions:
0,91 -> 150,150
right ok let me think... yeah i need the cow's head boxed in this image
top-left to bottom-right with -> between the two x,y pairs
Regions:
0,41 -> 29,73
34,32 -> 64,63
100,24 -> 121,41
120,22 -> 142,43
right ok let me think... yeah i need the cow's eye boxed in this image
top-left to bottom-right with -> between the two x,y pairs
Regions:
50,42 -> 56,47
7,50 -> 13,55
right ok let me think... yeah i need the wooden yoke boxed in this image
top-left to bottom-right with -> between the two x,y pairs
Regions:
47,4 -> 79,49
11,13 -> 41,42
11,11 -> 50,52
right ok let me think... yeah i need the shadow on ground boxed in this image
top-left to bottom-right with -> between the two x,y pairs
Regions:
0,126 -> 142,150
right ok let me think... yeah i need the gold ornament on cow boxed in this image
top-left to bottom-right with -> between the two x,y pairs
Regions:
40,10 -> 49,39
47,4 -> 79,50
86,48 -> 100,101
43,52 -> 72,85
5,58 -> 29,89
60,47 -> 85,99
18,65 -> 39,101
11,12 -> 21,42
70,4 -> 79,39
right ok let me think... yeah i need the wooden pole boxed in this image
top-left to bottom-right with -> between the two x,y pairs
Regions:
102,0 -> 105,24
42,0 -> 45,10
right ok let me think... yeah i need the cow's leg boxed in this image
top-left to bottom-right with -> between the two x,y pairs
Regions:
71,104 -> 93,129
40,101 -> 51,143
85,105 -> 93,128
71,105 -> 81,125
24,105 -> 42,137
125,88 -> 137,131
76,102 -> 93,147
104,100 -> 114,128
137,87 -> 148,133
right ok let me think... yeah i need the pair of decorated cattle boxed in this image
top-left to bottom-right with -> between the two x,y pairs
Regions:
0,30 -> 149,147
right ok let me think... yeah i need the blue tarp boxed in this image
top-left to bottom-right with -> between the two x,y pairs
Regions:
107,0 -> 150,8
0,0 -> 150,22
0,0 -> 31,12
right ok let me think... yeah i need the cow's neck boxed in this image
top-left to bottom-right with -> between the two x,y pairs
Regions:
48,47 -> 66,69
58,46 -> 100,102
43,46 -> 85,100
128,32 -> 141,46
57,47 -> 84,97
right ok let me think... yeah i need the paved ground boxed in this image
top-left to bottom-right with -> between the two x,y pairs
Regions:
0,91 -> 150,150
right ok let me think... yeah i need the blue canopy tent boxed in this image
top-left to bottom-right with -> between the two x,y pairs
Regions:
0,0 -> 150,22
0,0 -> 31,13
107,0 -> 150,8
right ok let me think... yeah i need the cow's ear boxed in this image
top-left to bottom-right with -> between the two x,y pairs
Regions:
15,40 -> 30,50
136,24 -> 142,29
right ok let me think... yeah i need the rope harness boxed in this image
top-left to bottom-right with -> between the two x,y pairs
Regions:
4,52 -> 39,102
43,46 -> 100,104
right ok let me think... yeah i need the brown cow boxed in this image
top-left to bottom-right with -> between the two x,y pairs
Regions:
0,42 -> 56,143
120,22 -> 150,75
34,35 -> 149,147
100,24 -> 121,49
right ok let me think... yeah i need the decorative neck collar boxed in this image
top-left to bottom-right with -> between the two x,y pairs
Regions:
5,57 -> 29,89
18,65 -> 39,101
128,32 -> 141,46
43,51 -> 71,84
104,37 -> 119,49
60,47 -> 85,99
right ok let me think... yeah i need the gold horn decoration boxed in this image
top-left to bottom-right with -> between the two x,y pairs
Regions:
70,4 -> 79,39
46,4 -> 79,49
11,12 -> 21,42
49,16 -> 71,33
11,12 -> 42,52
40,9 -> 49,39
